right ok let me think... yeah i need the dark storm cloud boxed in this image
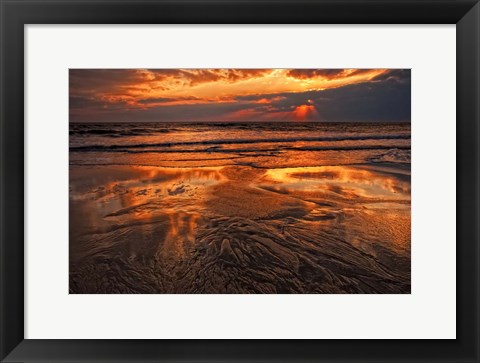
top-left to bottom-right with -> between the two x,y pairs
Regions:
371,69 -> 411,83
70,98 -> 253,123
312,73 -> 411,121
235,71 -> 411,122
69,69 -> 146,96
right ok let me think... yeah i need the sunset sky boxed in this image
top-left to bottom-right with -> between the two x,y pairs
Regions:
69,69 -> 411,123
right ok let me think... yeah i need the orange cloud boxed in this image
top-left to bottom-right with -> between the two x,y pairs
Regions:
70,68 -> 387,111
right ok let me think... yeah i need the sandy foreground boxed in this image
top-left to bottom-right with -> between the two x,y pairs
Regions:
69,163 -> 410,293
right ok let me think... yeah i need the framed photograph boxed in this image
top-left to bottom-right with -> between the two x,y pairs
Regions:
1,0 -> 478,362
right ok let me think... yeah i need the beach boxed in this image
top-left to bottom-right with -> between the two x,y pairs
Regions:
69,122 -> 411,293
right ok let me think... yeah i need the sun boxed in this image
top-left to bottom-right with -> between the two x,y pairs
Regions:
293,104 -> 317,121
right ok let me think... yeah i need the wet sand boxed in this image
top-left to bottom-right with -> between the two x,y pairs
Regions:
69,163 -> 410,293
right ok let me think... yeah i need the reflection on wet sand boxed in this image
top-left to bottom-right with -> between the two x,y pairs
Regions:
70,163 -> 410,293
263,166 -> 410,202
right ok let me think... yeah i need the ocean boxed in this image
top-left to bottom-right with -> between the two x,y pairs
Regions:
69,122 -> 411,168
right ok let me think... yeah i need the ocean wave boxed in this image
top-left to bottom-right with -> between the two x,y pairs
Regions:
70,145 -> 411,154
70,134 -> 410,152
369,149 -> 411,163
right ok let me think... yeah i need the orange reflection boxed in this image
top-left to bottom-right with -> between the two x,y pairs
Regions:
69,165 -> 225,259
157,211 -> 202,259
263,166 -> 410,200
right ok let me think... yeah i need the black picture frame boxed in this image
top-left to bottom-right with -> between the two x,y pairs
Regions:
1,0 -> 479,362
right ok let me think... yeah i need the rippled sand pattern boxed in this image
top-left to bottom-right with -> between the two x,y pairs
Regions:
70,161 -> 410,293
